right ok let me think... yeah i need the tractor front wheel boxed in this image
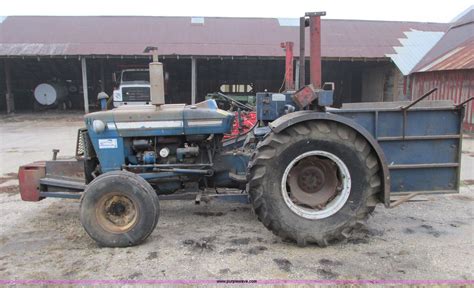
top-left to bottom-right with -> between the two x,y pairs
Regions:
80,171 -> 159,247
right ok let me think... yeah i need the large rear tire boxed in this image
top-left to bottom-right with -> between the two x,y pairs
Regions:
80,171 -> 159,247
247,121 -> 381,246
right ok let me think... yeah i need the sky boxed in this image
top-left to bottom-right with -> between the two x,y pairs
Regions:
1,0 -> 472,23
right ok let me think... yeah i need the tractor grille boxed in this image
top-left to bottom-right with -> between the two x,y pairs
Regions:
76,128 -> 95,159
122,87 -> 150,102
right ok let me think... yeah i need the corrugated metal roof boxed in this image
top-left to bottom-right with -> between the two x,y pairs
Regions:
0,16 -> 448,58
386,30 -> 444,75
413,8 -> 474,72
418,39 -> 474,72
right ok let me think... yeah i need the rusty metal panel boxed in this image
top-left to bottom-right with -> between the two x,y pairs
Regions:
45,160 -> 85,181
281,41 -> 294,90
292,85 -> 318,108
418,39 -> 474,72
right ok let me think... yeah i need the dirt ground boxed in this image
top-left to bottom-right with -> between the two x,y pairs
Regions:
0,112 -> 473,281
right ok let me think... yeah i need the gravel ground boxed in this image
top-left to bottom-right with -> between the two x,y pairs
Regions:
0,113 -> 473,281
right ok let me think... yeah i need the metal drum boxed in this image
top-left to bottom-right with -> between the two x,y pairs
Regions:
34,83 -> 68,106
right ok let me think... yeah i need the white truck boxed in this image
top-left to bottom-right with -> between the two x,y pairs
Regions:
112,69 -> 151,107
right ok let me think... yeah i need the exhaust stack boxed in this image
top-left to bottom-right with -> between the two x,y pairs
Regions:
292,12 -> 334,110
306,11 -> 325,89
145,46 -> 165,106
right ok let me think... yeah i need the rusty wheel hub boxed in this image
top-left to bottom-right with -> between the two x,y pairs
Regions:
288,157 -> 339,209
96,193 -> 138,233
282,150 -> 351,220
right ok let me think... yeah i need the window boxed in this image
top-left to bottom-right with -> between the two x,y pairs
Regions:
219,84 -> 253,93
122,71 -> 150,82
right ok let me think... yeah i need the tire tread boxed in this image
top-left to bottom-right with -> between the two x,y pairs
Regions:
247,121 -> 382,246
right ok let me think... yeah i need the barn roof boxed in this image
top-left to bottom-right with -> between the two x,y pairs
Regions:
413,8 -> 474,72
0,16 -> 448,59
385,30 -> 445,75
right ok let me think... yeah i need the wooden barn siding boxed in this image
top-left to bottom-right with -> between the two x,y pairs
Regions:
410,70 -> 474,131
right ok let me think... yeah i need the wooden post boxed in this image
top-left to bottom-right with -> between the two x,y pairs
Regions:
81,57 -> 89,114
191,57 -> 197,104
4,60 -> 15,114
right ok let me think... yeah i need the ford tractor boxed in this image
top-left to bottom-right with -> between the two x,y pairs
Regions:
18,12 -> 472,247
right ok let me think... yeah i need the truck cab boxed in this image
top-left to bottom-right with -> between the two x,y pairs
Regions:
112,69 -> 151,107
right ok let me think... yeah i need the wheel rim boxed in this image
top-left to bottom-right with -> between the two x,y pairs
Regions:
281,150 -> 351,219
96,193 -> 139,233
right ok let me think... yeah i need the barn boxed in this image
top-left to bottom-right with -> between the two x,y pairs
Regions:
408,9 -> 474,131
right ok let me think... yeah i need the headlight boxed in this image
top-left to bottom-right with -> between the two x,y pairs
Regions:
113,90 -> 122,101
92,120 -> 106,133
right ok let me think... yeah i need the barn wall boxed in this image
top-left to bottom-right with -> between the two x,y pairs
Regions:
361,63 -> 407,103
388,66 -> 407,101
323,61 -> 359,106
410,70 -> 474,131
361,66 -> 384,102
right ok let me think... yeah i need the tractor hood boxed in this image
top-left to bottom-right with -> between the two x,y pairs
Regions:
84,99 -> 235,137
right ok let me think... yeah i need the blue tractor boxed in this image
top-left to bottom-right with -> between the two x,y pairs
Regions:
19,12 -> 471,247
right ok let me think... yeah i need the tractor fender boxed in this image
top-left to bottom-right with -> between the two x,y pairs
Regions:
269,110 -> 391,207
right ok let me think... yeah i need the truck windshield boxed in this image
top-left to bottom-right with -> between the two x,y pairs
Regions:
122,71 -> 149,82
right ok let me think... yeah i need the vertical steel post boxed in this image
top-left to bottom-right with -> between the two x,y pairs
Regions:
306,12 -> 325,89
299,17 -> 306,89
191,57 -> 197,104
295,60 -> 300,89
281,41 -> 295,90
4,59 -> 15,114
81,57 -> 89,114
100,58 -> 105,92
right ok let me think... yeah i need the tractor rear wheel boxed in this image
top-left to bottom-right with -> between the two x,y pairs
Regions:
247,121 -> 381,246
80,171 -> 159,247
